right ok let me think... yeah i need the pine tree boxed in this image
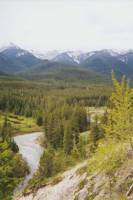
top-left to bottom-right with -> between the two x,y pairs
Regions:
78,134 -> 87,158
63,122 -> 73,154
89,115 -> 103,152
0,116 -> 12,142
39,147 -> 54,177
103,74 -> 133,148
36,115 -> 43,126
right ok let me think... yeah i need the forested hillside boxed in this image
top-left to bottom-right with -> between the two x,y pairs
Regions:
0,79 -> 110,118
0,44 -> 42,73
0,71 -> 132,200
13,75 -> 133,200
0,77 -> 111,199
1,0 -> 133,199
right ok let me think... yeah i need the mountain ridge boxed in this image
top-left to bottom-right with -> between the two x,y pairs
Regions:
0,44 -> 133,83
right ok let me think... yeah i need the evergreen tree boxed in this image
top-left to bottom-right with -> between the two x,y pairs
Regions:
103,74 -> 133,148
0,116 -> 12,142
39,147 -> 54,177
10,139 -> 19,153
63,122 -> 73,154
78,134 -> 87,159
90,115 -> 103,151
36,115 -> 43,126
0,141 -> 28,199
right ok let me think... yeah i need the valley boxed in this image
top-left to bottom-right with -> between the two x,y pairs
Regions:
0,75 -> 132,200
0,112 -> 42,135
0,55 -> 132,199
0,46 -> 132,200
1,1 -> 133,199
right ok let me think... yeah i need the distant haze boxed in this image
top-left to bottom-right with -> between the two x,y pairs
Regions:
0,0 -> 133,52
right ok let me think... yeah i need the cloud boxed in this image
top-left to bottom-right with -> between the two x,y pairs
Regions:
0,0 -> 133,51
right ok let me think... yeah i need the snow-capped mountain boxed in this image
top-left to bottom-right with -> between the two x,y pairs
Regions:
1,43 -> 31,59
0,43 -> 20,53
31,50 -> 82,63
64,51 -> 83,64
0,43 -> 42,73
0,43 -> 133,80
53,51 -> 84,65
30,50 -> 62,60
51,49 -> 121,65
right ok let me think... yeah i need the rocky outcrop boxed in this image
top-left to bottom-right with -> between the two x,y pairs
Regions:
15,162 -> 87,200
15,159 -> 133,200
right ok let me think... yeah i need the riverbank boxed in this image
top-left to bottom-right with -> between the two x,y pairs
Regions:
14,144 -> 133,200
15,161 -> 88,200
0,111 -> 43,135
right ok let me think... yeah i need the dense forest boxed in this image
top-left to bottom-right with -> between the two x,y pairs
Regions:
35,75 -> 133,199
0,76 -> 132,200
0,79 -> 110,120
0,79 -> 110,199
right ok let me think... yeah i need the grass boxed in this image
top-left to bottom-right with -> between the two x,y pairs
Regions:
76,165 -> 88,176
51,175 -> 62,185
78,179 -> 88,190
80,131 -> 90,143
0,111 -> 42,135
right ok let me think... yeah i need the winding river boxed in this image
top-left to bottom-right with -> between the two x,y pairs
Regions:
14,132 -> 44,195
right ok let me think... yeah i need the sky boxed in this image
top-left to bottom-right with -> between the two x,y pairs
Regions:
0,0 -> 133,52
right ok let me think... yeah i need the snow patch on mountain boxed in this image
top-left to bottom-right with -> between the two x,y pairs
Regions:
16,52 -> 28,57
118,56 -> 128,64
66,51 -> 82,64
30,50 -> 62,60
104,49 -> 119,57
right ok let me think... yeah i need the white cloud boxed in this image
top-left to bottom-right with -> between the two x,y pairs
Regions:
0,0 -> 133,51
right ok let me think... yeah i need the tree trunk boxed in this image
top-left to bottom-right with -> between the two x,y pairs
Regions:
126,183 -> 133,197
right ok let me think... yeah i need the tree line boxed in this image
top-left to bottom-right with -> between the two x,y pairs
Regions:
0,80 -> 110,120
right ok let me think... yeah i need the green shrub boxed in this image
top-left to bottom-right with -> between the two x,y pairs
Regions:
0,141 -> 29,199
88,141 -> 127,176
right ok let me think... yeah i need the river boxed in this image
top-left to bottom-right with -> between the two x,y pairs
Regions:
13,132 -> 44,196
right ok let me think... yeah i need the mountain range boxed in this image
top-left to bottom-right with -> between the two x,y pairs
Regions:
0,43 -> 133,83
